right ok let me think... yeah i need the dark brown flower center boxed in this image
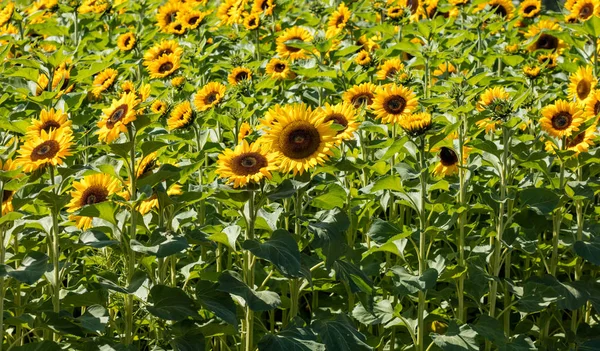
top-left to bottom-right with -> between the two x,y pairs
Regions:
231,152 -> 268,175
577,80 -> 591,100
2,190 -> 13,203
335,15 -> 345,26
386,68 -> 398,79
249,18 -> 257,26
189,16 -> 200,25
594,101 -> 600,115
440,147 -> 459,166
235,71 -> 249,82
159,62 -> 174,74
124,37 -> 131,47
280,121 -> 321,159
566,132 -> 585,148
107,104 -> 128,129
579,3 -> 594,19
325,113 -> 349,134
351,93 -> 374,108
524,5 -> 537,14
383,95 -> 407,114
80,185 -> 109,206
206,92 -> 218,104
551,112 -> 572,130
261,0 -> 269,10
407,0 -> 419,13
285,36 -> 303,53
274,63 -> 286,72
40,120 -> 61,133
173,23 -> 183,32
492,4 -> 508,17
31,140 -> 60,161
139,159 -> 157,178
536,34 -> 559,51
158,48 -> 173,57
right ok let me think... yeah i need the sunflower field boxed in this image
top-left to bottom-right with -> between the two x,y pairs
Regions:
3,0 -> 600,350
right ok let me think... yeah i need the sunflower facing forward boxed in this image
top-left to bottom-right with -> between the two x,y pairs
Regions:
168,101 -> 194,130
67,173 -> 123,230
97,92 -> 140,143
27,108 -> 72,137
147,54 -> 180,79
143,40 -> 183,66
525,20 -> 565,53
568,66 -> 597,103
476,87 -> 510,112
372,84 -> 419,124
571,0 -> 599,21
216,140 -> 279,188
475,0 -> 515,19
117,32 -> 136,51
540,100 -> 585,138
194,82 -> 227,111
266,58 -> 295,80
433,147 -> 459,177
16,128 -> 73,172
317,102 -> 360,143
228,67 -> 252,85
519,0 -> 541,18
260,104 -> 337,175
343,82 -> 378,109
276,26 -> 313,61
377,58 -> 405,81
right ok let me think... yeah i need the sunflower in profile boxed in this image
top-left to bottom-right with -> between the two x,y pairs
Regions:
168,101 -> 194,130
216,140 -> 278,188
37,62 -> 74,96
252,0 -> 275,15
568,66 -> 597,103
151,100 -> 168,115
585,90 -> 600,118
243,12 -> 260,30
540,100 -> 585,138
238,122 -> 252,143
571,0 -> 599,21
266,58 -> 294,80
171,76 -> 186,88
156,1 -> 182,32
137,152 -> 159,179
317,102 -> 359,143
194,82 -> 226,111
178,9 -> 208,29
343,82 -> 377,109
97,92 -> 140,143
519,0 -> 541,18
120,81 -> 135,94
147,54 -> 180,79
476,87 -> 510,112
565,125 -> 596,153
372,84 -> 419,124
475,0 -> 515,19
143,40 -> 183,66
67,173 -> 122,230
1,158 -> 17,215
537,53 -> 558,69
476,118 -> 500,133
326,2 -> 351,38
217,0 -> 243,25
91,68 -> 118,99
260,104 -> 337,175
399,112 -> 432,136
16,128 -> 73,172
433,147 -> 459,177
355,50 -> 371,66
117,32 -> 136,51
276,26 -> 313,61
377,58 -> 405,81
523,65 -> 541,78
27,108 -> 72,137
228,67 -> 252,85
525,20 -> 565,53
0,2 -> 14,27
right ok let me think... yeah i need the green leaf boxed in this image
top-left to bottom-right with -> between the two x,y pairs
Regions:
472,315 -> 505,346
574,239 -> 600,266
79,230 -> 118,248
430,321 -> 479,351
370,175 -> 402,193
583,16 -> 600,37
76,305 -> 109,333
332,260 -> 373,294
136,164 -> 181,189
367,219 -> 402,244
259,327 -> 326,351
209,225 -> 241,251
173,329 -> 205,351
147,285 -> 199,321
130,233 -> 188,258
351,300 -> 395,326
311,184 -> 347,210
309,208 -> 350,268
520,188 -> 560,215
267,179 -> 308,200
7,251 -> 49,285
242,229 -> 302,278
77,201 -> 118,226
217,271 -> 281,311
390,266 -> 438,296
313,315 -> 372,351
12,341 -> 61,351
195,280 -> 238,326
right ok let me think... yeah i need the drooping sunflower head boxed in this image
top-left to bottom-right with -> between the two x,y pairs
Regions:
372,84 -> 419,124
243,12 -> 260,30
540,99 -> 585,138
584,90 -> 600,118
568,65 -> 597,103
67,173 -> 122,230
27,108 -> 72,137
137,152 -> 159,179
433,146 -> 459,177
377,58 -> 405,81
476,87 -> 511,118
260,104 -> 337,175
519,0 -> 541,18
117,32 -> 136,51
317,102 -> 360,143
525,20 -> 564,53
143,40 -> 183,65
399,112 -> 432,137
343,82 -> 377,109
91,68 -> 118,99
194,82 -> 227,111
238,122 -> 253,143
266,58 -> 295,80
216,140 -> 279,188
151,100 -> 168,115
16,128 -> 73,172
475,0 -> 515,19
96,92 -> 140,143
571,0 -> 599,21
228,67 -> 252,85
276,26 -> 313,61
167,101 -> 194,130
147,54 -> 180,79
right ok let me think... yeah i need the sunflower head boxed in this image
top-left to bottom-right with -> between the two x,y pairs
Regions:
399,112 -> 432,137
266,58 -> 295,80
276,26 -> 314,61
238,122 -> 253,143
228,67 -> 252,85
27,108 -> 72,137
216,140 -> 279,188
16,128 -> 73,173
523,65 -> 541,78
537,53 -> 558,69
433,146 -> 459,177
147,54 -> 181,79
568,66 -> 597,103
519,0 -> 541,18
372,84 -> 419,124
565,125 -> 596,153
91,68 -> 118,99
326,2 -> 351,38
167,101 -> 194,130
525,20 -> 564,53
137,152 -> 159,179
243,12 -> 260,30
194,82 -> 227,111
585,90 -> 600,118
117,32 -> 136,51
476,87 -> 512,119
318,102 -> 360,143
143,40 -> 183,66
540,99 -> 585,138
572,0 -> 599,21
377,58 -> 405,81
67,173 -> 122,230
151,100 -> 168,115
97,92 -> 140,143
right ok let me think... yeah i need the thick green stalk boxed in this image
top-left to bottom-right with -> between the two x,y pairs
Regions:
573,166 -> 584,334
288,190 -> 303,324
244,191 -> 256,351
417,136 -> 428,351
457,115 -> 467,322
550,143 -> 565,276
125,129 -> 137,345
0,182 -> 4,351
49,167 -> 61,317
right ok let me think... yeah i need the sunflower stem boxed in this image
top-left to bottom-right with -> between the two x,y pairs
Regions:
457,113 -> 467,322
417,135 -> 428,351
0,182 -> 4,351
592,35 -> 598,77
125,127 -> 137,345
244,190 -> 256,351
49,166 -> 61,320
573,165 -> 584,334
550,141 -> 565,276
288,189 -> 303,325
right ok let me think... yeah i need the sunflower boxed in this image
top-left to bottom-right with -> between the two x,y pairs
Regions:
91,68 -> 118,99
117,32 -> 136,51
397,0 -> 425,22
326,2 -> 351,38
217,0 -> 244,25
276,26 -> 313,61
585,90 -> 600,118
476,87 -> 510,112
194,82 -> 226,111
523,65 -> 541,78
151,100 -> 168,115
399,112 -> 432,136
475,0 -> 515,19
537,53 -> 558,69
121,81 -> 135,94
343,82 -> 377,108
37,62 -> 73,96
260,104 -> 337,175
571,0 -> 599,21
317,102 -> 359,143
143,40 -> 183,65
565,0 -> 578,11
138,183 -> 183,215
372,84 -> 419,124
168,101 -> 194,130
216,140 -> 278,188
265,58 -> 293,80
167,20 -> 186,35
1,158 -> 16,215
147,54 -> 180,79
448,0 -> 469,5
16,128 -> 73,172
228,67 -> 252,85
519,0 -> 541,18
137,152 -> 159,179
476,118 -> 500,133
258,104 -> 287,130
156,1 -> 183,32
568,66 -> 597,103
525,20 -> 565,53
252,0 -> 275,15
377,58 -> 405,81
172,76 -> 186,87
67,173 -> 122,230
540,100 -> 585,138
565,13 -> 579,23
178,9 -> 208,29
355,50 -> 371,66
0,2 -> 14,27
96,92 -> 140,143
238,122 -> 252,143
565,125 -> 596,153
433,147 -> 459,177
27,108 -> 72,138
243,12 -> 260,30
356,34 -> 380,52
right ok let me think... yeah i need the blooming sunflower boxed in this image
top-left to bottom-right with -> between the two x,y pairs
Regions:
326,2 -> 351,38
36,63 -> 73,96
238,122 -> 252,143
355,50 -> 371,66
476,118 -> 500,133
276,26 -> 313,61
91,68 -> 118,99
571,0 -> 599,21
143,40 -> 183,65
168,101 -> 194,130
540,100 -> 585,138
16,128 -> 73,172
519,0 -> 541,18
399,112 -> 432,136
372,84 -> 419,124
397,0 -> 425,22
1,158 -> 17,215
343,82 -> 377,109
151,100 -> 168,115
194,82 -> 226,111
243,12 -> 260,30
117,32 -> 136,51
0,2 -> 14,27
568,66 -> 597,103
523,65 -> 541,78
525,20 -> 565,53
147,54 -> 180,79
96,92 -> 140,143
266,58 -> 295,80
538,53 -> 558,69
377,58 -> 405,81
156,1 -> 183,32
317,102 -> 359,143
252,0 -> 275,15
137,152 -> 159,179
67,173 -> 122,230
260,104 -> 337,175
217,0 -> 243,25
565,0 -> 578,11
172,76 -> 186,87
178,9 -> 208,29
433,147 -> 459,177
585,90 -> 600,118
121,81 -> 135,94
216,140 -> 278,188
475,0 -> 515,19
27,108 -> 72,137
228,67 -> 252,85
565,125 -> 596,153
476,87 -> 510,112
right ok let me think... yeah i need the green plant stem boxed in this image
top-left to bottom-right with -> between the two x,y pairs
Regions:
125,128 -> 137,345
0,182 -> 4,351
573,166 -> 584,334
417,135 -> 428,351
593,35 -> 598,77
49,167 -> 61,318
457,114 -> 467,322
244,190 -> 256,351
289,190 -> 303,325
550,143 -> 565,277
